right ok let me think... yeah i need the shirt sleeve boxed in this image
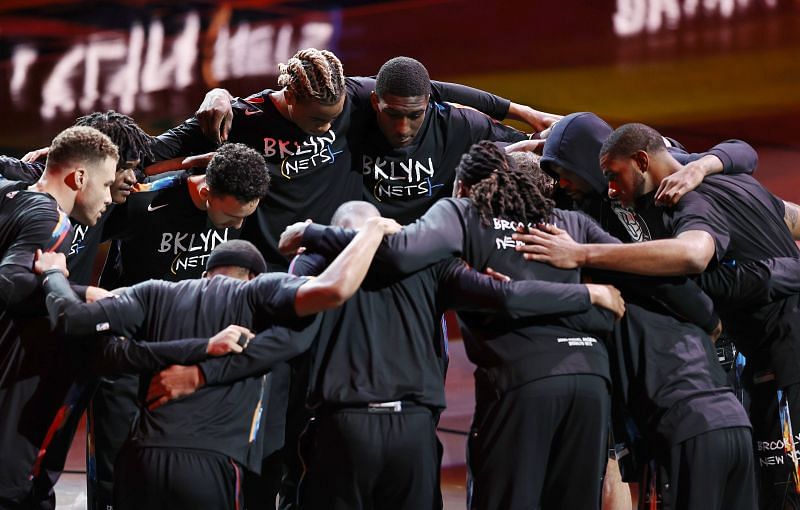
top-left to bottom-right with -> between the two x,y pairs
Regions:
0,207 -> 71,309
456,106 -> 527,144
698,257 -> 800,309
589,270 -> 720,333
573,211 -> 622,244
438,258 -> 592,318
302,198 -> 467,275
665,191 -> 729,264
91,336 -> 209,375
669,139 -> 758,176
199,320 -> 320,386
430,81 -> 511,120
149,117 -> 217,163
246,273 -> 313,326
41,270 -> 148,338
288,252 -> 326,277
0,156 -> 45,183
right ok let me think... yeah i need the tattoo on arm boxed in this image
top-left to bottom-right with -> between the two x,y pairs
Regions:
785,201 -> 800,236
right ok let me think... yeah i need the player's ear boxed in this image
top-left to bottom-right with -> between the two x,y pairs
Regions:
370,91 -> 380,112
66,167 -> 87,190
198,182 -> 210,202
633,151 -> 649,174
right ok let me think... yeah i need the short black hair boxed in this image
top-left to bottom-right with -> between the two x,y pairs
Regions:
74,110 -> 153,179
375,57 -> 431,98
206,239 -> 267,275
206,143 -> 270,203
600,123 -> 666,161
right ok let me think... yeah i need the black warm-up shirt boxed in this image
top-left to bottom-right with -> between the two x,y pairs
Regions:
0,158 -> 113,285
101,173 -> 240,285
302,198 -> 615,391
301,198 -> 752,442
151,78 -> 510,270
663,174 -> 800,385
348,86 -> 526,224
287,252 -> 601,409
43,271 -> 312,471
0,180 -> 73,501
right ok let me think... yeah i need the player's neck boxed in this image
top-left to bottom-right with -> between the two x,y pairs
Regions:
186,175 -> 208,211
651,152 -> 681,188
29,174 -> 75,215
271,90 -> 291,121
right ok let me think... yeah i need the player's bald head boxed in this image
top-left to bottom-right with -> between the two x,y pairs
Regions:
331,201 -> 381,229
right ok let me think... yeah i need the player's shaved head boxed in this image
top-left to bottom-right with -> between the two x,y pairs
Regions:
331,201 -> 381,230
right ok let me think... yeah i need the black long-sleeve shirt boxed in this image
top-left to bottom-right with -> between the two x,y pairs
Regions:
0,158 -> 118,285
42,270 -> 311,472
197,251 -> 606,409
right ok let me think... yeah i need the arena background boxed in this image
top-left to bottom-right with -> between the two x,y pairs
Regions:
1,1 -> 799,507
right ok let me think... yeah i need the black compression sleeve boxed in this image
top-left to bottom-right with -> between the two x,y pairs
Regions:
41,269 -> 110,338
199,320 -> 320,386
93,336 -> 209,375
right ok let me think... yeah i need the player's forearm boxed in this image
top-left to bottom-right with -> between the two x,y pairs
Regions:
294,222 -> 384,316
581,239 -> 709,276
94,337 -> 209,375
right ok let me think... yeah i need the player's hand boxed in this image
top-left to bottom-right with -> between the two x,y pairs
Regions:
511,104 -> 562,133
196,88 -> 234,145
586,283 -> 625,320
34,249 -> 69,277
86,286 -> 114,303
484,267 -> 511,282
279,219 -> 312,256
365,216 -> 402,236
207,324 -> 253,356
504,139 -> 545,155
146,365 -> 205,411
655,162 -> 704,206
21,146 -> 49,163
512,224 -> 586,269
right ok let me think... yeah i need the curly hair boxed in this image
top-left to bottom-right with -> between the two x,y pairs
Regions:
456,141 -> 554,227
47,126 -> 119,171
375,57 -> 431,98
277,48 -> 345,104
206,143 -> 270,203
74,110 -> 154,179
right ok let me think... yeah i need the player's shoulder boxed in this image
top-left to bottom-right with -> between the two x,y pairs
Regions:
231,89 -> 277,119
2,182 -> 63,220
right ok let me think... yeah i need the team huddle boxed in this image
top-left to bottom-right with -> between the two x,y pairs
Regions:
1,48 -> 798,510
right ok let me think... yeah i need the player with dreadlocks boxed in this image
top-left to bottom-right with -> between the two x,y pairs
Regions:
279,141 -> 627,508
0,110 -> 153,285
